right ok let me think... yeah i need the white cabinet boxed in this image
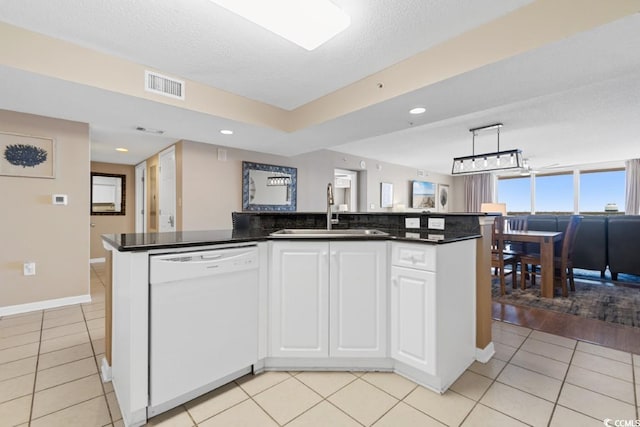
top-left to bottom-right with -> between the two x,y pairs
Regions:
269,241 -> 329,358
390,265 -> 436,374
269,241 -> 387,359
330,242 -> 387,358
390,240 -> 476,392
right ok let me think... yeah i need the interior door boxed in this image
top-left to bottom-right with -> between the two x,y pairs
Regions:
135,161 -> 147,233
158,146 -> 176,232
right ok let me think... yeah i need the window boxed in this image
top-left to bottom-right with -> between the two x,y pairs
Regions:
497,176 -> 530,214
580,169 -> 625,213
535,173 -> 573,214
497,168 -> 626,215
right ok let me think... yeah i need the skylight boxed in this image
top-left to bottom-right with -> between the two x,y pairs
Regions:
210,0 -> 351,50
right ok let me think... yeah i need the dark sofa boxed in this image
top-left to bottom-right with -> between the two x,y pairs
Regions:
558,215 -> 608,276
524,214 -> 638,280
606,215 -> 640,279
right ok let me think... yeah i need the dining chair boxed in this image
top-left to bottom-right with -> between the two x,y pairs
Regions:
504,215 -> 528,252
491,216 -> 518,295
504,215 -> 528,286
520,215 -> 583,297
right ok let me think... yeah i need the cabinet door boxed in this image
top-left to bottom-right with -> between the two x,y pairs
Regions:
270,242 -> 329,358
330,241 -> 387,358
390,265 -> 436,374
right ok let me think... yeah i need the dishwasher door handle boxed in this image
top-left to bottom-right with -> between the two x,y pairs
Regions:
201,254 -> 223,260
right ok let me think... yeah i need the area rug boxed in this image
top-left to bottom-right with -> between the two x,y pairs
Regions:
492,272 -> 640,328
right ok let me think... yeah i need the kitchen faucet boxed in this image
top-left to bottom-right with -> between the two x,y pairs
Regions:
327,183 -> 339,230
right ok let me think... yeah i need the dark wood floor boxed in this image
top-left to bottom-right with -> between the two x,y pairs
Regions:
493,301 -> 640,354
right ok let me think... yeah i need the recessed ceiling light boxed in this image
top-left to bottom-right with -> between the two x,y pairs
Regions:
209,0 -> 350,51
220,129 -> 234,135
409,107 -> 426,115
115,147 -> 129,152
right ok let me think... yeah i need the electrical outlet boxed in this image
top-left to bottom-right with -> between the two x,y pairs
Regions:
428,217 -> 445,230
405,218 -> 420,229
23,262 -> 36,276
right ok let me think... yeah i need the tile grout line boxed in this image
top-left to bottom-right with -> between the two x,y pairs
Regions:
500,322 -> 633,423
181,402 -> 198,426
27,310 -> 44,426
546,333 -> 578,427
288,372 -> 365,426
186,386 -> 252,426
228,372 -> 294,426
501,324 -> 627,424
22,283 -> 110,423
247,393 -> 286,426
456,324 -> 534,427
86,263 -> 116,426
250,373 -> 327,427
633,362 -> 638,420
500,336 -> 636,396
29,395 -> 111,424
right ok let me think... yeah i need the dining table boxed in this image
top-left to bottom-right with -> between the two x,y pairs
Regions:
501,229 -> 563,298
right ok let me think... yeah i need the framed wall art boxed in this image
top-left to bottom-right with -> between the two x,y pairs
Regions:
380,182 -> 393,208
438,184 -> 450,212
411,180 -> 436,210
0,131 -> 55,179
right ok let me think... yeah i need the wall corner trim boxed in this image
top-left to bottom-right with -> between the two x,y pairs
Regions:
0,294 -> 92,317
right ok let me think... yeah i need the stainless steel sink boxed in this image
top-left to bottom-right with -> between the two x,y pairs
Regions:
269,229 -> 389,238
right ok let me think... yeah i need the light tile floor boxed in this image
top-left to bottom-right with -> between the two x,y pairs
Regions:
1,264 -> 639,426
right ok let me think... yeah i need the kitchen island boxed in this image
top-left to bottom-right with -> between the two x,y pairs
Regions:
103,222 -> 485,427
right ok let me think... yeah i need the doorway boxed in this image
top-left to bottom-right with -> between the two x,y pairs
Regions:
135,161 -> 147,233
158,146 -> 176,232
333,169 -> 359,212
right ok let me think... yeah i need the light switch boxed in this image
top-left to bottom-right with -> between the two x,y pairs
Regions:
52,194 -> 67,205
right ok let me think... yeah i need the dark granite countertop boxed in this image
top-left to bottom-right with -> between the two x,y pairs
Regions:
102,228 -> 481,252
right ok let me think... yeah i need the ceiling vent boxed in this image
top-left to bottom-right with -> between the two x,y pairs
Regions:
145,71 -> 184,100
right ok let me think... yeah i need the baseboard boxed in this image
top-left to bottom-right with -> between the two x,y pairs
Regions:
475,342 -> 496,363
101,357 -> 112,382
90,257 -> 106,264
0,294 -> 92,317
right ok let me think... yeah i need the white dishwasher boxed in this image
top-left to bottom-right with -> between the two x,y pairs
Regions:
148,244 -> 258,417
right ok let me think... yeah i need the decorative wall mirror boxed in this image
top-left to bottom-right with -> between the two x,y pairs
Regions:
91,172 -> 126,215
242,161 -> 297,211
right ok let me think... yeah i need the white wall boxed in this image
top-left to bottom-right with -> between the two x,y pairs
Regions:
178,140 -> 461,230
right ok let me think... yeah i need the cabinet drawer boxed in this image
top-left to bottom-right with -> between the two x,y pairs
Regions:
392,243 -> 436,271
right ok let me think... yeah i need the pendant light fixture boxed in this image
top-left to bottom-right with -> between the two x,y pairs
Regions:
451,123 -> 523,174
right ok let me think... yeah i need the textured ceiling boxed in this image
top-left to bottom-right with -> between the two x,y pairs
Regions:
0,0 -> 639,175
0,0 -> 531,109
